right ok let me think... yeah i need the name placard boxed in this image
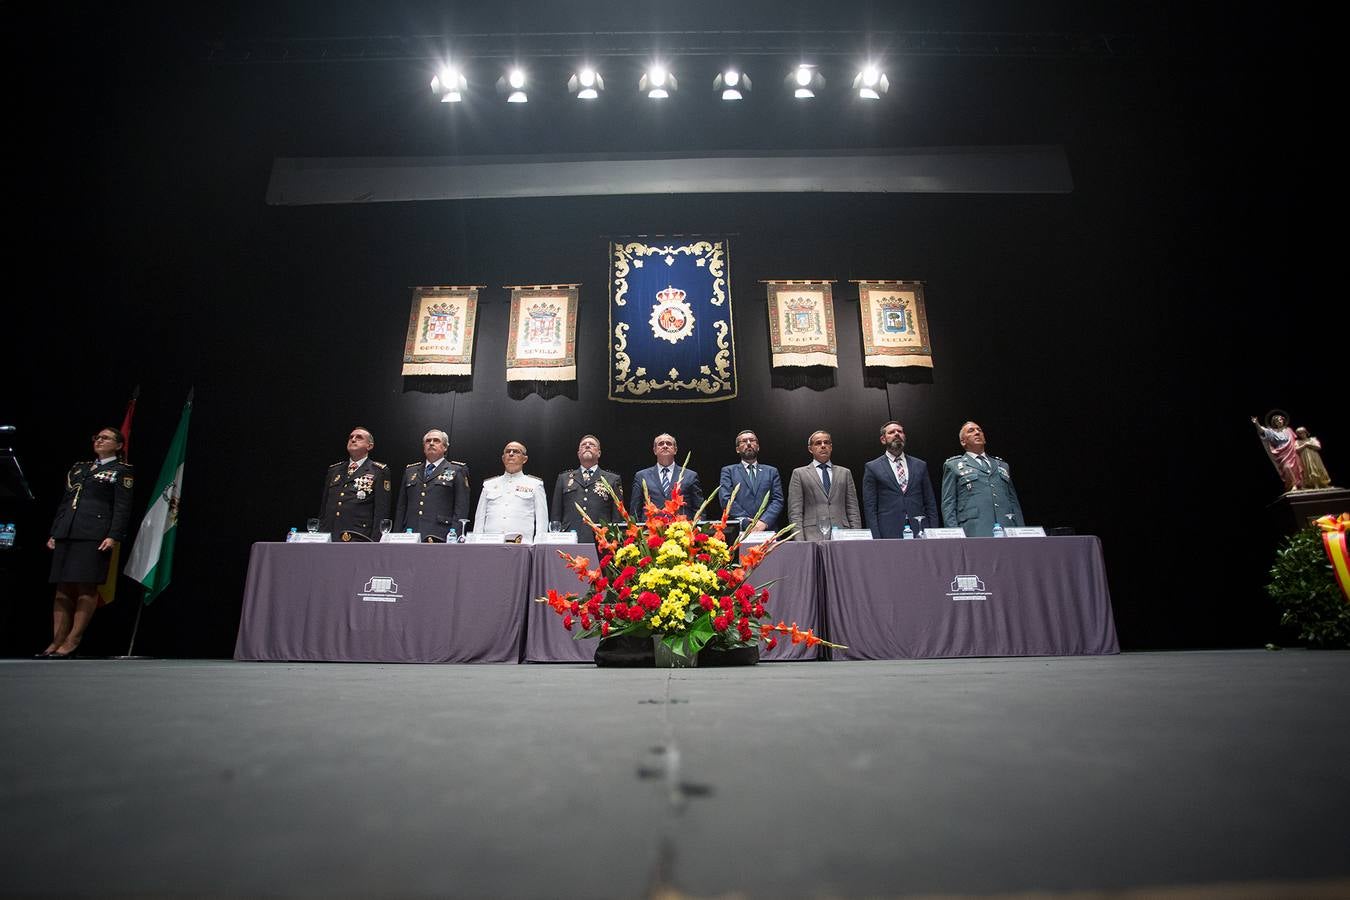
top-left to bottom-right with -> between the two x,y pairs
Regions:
921,528 -> 967,540
1003,526 -> 1047,537
831,528 -> 873,541
381,532 -> 421,543
287,532 -> 330,543
535,531 -> 580,544
465,532 -> 506,544
740,530 -> 776,545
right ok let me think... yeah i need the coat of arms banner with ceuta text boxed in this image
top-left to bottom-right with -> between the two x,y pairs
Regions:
609,238 -> 736,403
401,286 -> 482,375
765,280 -> 838,369
505,284 -> 579,382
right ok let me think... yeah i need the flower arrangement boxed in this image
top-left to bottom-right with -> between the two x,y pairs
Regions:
1267,514 -> 1350,648
539,457 -> 840,663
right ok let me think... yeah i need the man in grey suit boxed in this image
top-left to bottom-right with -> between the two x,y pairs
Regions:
787,430 -> 861,541
718,429 -> 785,532
630,433 -> 703,519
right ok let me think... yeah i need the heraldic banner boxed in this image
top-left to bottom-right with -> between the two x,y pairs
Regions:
402,286 -> 481,376
765,280 -> 837,368
610,238 -> 736,403
505,284 -> 579,381
856,280 -> 933,369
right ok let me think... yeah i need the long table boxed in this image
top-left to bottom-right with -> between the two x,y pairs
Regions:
235,537 -> 1117,663
822,536 -> 1118,659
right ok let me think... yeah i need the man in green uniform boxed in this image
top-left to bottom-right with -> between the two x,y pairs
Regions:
941,421 -> 1024,537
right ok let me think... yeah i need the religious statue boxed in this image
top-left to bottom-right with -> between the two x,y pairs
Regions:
1251,411 -> 1303,492
1294,427 -> 1333,489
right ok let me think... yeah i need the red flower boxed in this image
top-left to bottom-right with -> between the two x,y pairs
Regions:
599,553 -> 614,569
758,588 -> 771,604
640,591 -> 662,610
613,565 -> 637,588
580,613 -> 592,630
593,576 -> 609,591
698,594 -> 715,611
601,621 -> 610,638
562,614 -> 573,631
602,604 -> 614,620
716,569 -> 732,583
713,615 -> 729,632
735,583 -> 755,603
569,600 -> 581,614
693,532 -> 709,544
627,604 -> 645,621
618,586 -> 633,600
639,556 -> 652,568
697,552 -> 710,562
765,637 -> 778,650
720,596 -> 734,612
647,534 -> 665,550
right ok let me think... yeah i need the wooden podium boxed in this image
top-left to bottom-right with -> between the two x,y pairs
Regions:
1269,487 -> 1350,532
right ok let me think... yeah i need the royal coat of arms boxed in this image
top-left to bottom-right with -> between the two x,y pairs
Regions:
784,296 -> 821,335
524,302 -> 562,350
421,303 -> 460,343
876,296 -> 910,334
649,285 -> 696,344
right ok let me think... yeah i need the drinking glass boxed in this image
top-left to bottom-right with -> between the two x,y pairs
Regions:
458,519 -> 470,543
549,521 -> 563,533
818,520 -> 832,541
379,518 -> 392,536
305,518 -> 320,534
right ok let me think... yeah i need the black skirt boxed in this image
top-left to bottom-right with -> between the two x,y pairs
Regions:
49,539 -> 111,584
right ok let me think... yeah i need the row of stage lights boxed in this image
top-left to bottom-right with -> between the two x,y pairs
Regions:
430,62 -> 890,104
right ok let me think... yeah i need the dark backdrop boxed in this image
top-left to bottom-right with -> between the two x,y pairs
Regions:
4,3 -> 1332,657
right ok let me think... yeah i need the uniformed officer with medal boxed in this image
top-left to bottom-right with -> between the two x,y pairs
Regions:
473,440 -> 549,542
940,420 -> 1025,536
393,428 -> 471,541
550,434 -> 622,543
318,426 -> 391,541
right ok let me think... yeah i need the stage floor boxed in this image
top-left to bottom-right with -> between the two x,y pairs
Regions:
3,651 -> 1349,898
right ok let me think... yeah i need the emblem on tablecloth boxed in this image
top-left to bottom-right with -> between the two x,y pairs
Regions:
359,575 -> 404,602
945,574 -> 991,601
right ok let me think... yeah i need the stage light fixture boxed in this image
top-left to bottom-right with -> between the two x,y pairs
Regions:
495,68 -> 529,103
851,64 -> 890,100
568,66 -> 604,100
639,64 -> 677,99
786,64 -> 824,99
713,69 -> 751,101
430,64 -> 466,103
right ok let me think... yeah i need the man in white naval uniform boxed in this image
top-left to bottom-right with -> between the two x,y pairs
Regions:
472,440 -> 549,542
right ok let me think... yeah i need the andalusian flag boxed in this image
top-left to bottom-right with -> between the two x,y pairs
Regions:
125,392 -> 191,604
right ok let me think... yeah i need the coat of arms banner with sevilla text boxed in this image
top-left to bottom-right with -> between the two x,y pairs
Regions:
401,286 -> 481,376
609,238 -> 736,403
505,284 -> 579,382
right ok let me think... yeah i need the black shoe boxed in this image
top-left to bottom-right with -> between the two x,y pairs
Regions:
48,649 -> 76,659
33,651 -> 53,659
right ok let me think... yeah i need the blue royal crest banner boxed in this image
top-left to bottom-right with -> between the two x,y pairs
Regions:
609,238 -> 737,403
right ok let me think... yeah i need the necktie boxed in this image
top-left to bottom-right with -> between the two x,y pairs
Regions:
978,456 -> 990,474
818,463 -> 831,495
348,461 -> 359,475
895,458 -> 908,492
747,464 -> 758,489
425,462 -> 436,479
661,468 -> 671,493
582,469 -> 592,483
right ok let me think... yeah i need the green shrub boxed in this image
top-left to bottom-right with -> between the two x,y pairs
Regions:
1267,529 -> 1350,648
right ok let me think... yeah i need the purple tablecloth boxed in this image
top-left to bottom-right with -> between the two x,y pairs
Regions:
821,536 -> 1118,660
234,543 -> 532,663
525,543 -> 600,663
743,541 -> 825,661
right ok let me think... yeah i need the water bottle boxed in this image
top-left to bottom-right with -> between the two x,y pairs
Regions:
992,522 -> 1005,538
405,528 -> 414,533
286,527 -> 298,543
446,527 -> 457,543
902,523 -> 914,540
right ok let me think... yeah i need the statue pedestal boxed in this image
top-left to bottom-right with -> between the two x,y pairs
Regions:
1269,487 -> 1350,533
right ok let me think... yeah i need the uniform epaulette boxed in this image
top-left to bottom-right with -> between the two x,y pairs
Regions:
450,459 -> 468,467
945,455 -> 964,463
372,461 -> 386,469
526,474 -> 543,483
329,460 -> 347,468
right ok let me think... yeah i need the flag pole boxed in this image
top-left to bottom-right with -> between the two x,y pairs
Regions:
117,599 -> 148,659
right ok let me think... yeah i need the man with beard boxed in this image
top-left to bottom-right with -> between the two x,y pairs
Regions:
393,429 -> 471,541
319,426 -> 391,541
863,420 -> 938,538
718,429 -> 784,532
551,434 -> 622,542
941,421 -> 1025,536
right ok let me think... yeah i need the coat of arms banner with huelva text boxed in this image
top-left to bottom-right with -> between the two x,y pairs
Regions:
401,286 -> 482,376
505,284 -> 579,382
855,280 -> 933,369
609,238 -> 736,403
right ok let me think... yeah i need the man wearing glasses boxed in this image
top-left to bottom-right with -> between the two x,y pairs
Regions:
318,426 -> 391,541
472,441 -> 549,542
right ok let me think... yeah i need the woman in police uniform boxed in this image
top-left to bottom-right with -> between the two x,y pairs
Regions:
41,427 -> 134,657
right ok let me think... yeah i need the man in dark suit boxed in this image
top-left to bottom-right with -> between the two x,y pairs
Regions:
318,426 -> 391,541
862,420 -> 938,538
393,428 -> 471,541
630,432 -> 703,519
718,429 -> 784,532
551,434 -> 621,542
787,430 -> 861,541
